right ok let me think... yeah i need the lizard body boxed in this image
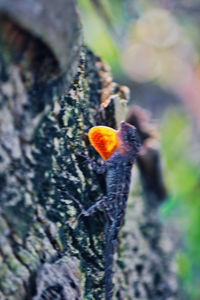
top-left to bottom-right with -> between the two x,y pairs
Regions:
104,153 -> 133,299
76,121 -> 141,299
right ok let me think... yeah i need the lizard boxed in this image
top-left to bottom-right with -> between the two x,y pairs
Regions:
74,121 -> 141,300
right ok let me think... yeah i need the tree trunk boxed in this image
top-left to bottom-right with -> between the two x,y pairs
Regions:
0,0 -> 178,299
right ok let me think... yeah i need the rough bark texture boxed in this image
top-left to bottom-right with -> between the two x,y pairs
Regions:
0,43 -> 118,299
0,1 -> 178,299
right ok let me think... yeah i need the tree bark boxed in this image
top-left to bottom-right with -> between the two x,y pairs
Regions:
0,1 -> 178,299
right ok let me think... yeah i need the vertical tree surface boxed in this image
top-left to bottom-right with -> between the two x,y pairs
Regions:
0,0 -> 178,299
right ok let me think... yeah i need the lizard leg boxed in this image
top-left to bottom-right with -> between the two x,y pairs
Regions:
76,153 -> 110,174
65,190 -> 107,218
78,197 -> 114,223
77,196 -> 107,218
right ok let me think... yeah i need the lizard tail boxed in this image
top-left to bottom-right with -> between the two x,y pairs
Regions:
104,227 -> 117,300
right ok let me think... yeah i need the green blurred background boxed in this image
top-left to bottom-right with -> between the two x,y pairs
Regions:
77,0 -> 200,299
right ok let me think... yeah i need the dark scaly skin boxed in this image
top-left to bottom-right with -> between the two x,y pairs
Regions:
104,154 -> 133,300
76,122 -> 141,299
103,122 -> 141,299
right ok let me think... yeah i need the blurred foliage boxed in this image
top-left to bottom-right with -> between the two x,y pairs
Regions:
160,111 -> 200,299
78,0 -> 141,75
77,0 -> 122,74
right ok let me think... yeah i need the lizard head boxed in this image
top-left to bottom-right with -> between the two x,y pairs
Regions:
88,122 -> 141,161
117,121 -> 141,157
